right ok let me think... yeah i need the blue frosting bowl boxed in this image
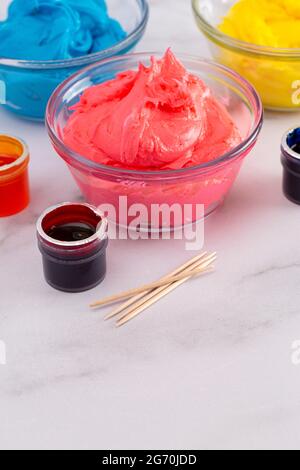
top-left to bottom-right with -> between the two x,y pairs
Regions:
0,0 -> 149,121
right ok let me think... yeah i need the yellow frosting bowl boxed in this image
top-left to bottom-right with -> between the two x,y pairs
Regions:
192,0 -> 300,111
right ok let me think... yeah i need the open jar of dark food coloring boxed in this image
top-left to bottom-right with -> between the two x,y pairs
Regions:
37,203 -> 108,293
281,127 -> 300,205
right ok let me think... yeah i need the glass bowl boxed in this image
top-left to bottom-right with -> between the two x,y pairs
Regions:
46,52 -> 263,233
0,0 -> 149,121
192,0 -> 300,111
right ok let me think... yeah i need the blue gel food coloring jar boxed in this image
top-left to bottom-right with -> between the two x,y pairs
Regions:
37,203 -> 108,293
281,127 -> 300,205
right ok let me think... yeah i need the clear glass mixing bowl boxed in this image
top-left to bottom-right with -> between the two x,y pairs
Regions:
46,52 -> 263,233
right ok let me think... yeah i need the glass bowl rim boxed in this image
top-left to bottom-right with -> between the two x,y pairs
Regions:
192,0 -> 300,59
0,0 -> 149,70
46,51 -> 263,178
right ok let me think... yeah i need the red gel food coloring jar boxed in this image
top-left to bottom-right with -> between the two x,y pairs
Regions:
37,203 -> 108,293
0,135 -> 30,217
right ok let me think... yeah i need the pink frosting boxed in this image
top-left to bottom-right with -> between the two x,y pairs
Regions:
64,50 -> 242,170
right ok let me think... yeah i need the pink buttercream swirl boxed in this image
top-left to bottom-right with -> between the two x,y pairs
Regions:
64,50 -> 242,170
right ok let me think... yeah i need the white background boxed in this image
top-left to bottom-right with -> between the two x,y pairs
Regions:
1,0 -> 300,450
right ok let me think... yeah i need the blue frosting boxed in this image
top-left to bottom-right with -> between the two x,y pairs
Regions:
0,0 -> 126,60
0,0 -> 131,120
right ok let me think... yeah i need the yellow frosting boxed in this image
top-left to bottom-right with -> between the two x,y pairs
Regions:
219,0 -> 300,48
217,0 -> 300,110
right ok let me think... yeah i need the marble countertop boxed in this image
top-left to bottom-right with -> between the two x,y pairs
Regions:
1,0 -> 300,451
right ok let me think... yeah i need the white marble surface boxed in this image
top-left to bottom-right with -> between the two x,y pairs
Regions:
1,0 -> 300,451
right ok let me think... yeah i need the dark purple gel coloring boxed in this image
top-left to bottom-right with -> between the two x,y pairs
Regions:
47,222 -> 96,242
37,203 -> 108,293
